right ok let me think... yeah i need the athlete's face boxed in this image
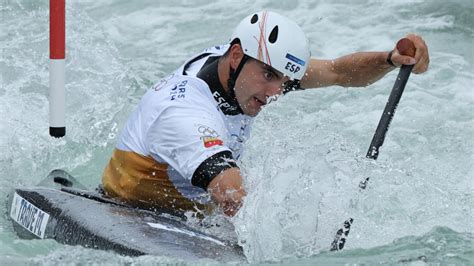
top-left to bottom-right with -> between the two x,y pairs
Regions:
234,59 -> 289,117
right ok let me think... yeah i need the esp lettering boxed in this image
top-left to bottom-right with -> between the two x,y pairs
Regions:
285,62 -> 300,73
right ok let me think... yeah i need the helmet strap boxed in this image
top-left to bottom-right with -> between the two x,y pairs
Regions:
224,54 -> 248,114
227,54 -> 249,91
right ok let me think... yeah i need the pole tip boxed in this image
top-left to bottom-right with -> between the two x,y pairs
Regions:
50,127 -> 66,138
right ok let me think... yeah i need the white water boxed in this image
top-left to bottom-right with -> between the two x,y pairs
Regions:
1,0 -> 473,264
232,0 -> 473,262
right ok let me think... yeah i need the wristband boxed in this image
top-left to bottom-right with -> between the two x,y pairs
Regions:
386,50 -> 396,67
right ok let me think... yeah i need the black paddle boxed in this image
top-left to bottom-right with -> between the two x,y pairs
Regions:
330,38 -> 416,251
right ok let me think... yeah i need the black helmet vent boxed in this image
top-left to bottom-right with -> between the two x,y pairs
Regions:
251,14 -> 258,24
269,26 -> 278,43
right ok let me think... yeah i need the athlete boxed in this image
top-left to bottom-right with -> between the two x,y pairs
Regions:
101,11 -> 430,217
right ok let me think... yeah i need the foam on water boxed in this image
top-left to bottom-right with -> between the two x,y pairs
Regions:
1,0 -> 472,264
232,1 -> 473,262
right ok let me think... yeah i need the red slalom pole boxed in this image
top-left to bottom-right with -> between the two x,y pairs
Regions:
49,0 -> 66,138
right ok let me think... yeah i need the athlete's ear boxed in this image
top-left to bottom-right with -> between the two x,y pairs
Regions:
229,43 -> 244,70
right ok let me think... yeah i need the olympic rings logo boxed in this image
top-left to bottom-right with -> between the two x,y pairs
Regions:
197,125 -> 219,138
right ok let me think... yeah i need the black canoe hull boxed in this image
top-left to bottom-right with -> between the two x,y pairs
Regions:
7,170 -> 245,261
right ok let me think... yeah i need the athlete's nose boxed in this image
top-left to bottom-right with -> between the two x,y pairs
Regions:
265,83 -> 283,98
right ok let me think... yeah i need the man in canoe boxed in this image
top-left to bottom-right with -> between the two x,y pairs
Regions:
101,10 -> 430,217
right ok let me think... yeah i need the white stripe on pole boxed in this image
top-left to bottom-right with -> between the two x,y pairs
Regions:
49,59 -> 65,130
50,0 -> 65,138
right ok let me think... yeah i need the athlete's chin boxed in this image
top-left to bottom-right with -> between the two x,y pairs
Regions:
245,111 -> 259,117
241,105 -> 262,117
240,98 -> 265,116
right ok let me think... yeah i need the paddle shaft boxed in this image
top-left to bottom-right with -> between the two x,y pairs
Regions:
330,38 -> 416,251
366,64 -> 414,160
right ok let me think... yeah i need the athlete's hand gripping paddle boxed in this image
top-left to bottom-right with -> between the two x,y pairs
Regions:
330,38 -> 416,251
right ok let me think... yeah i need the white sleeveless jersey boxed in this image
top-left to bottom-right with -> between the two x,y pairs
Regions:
115,45 -> 253,202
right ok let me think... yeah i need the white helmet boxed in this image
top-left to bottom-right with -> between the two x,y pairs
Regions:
230,11 -> 311,80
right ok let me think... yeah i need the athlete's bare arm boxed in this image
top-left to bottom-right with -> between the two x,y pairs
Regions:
300,34 -> 429,89
207,167 -> 246,216
206,36 -> 429,217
